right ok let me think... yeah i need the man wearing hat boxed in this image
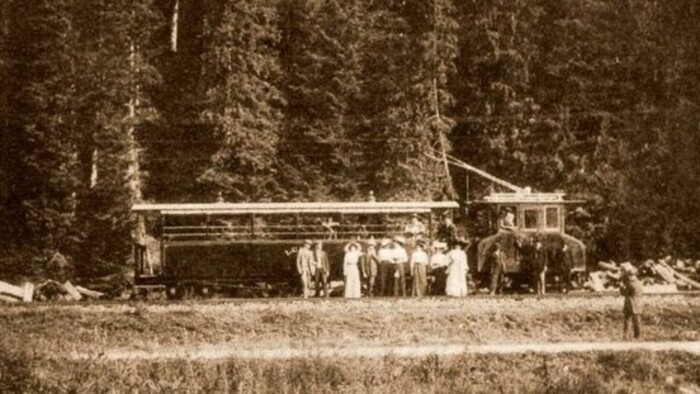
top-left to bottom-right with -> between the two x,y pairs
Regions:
313,241 -> 331,298
392,235 -> 409,297
377,238 -> 394,296
361,239 -> 379,296
296,240 -> 314,298
620,263 -> 644,339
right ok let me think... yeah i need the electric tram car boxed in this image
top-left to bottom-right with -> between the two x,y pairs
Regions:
132,201 -> 458,298
469,192 -> 587,289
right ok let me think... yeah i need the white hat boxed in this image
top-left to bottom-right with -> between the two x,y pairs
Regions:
432,241 -> 447,250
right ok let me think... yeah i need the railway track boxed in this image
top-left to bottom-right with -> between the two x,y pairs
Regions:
6,289 -> 700,308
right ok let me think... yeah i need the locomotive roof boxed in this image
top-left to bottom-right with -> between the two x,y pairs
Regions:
132,201 -> 459,215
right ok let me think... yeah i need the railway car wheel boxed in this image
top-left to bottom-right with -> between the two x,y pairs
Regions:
166,285 -> 183,300
199,285 -> 214,298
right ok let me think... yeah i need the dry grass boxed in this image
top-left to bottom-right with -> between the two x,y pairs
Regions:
1,296 -> 699,357
2,349 -> 700,393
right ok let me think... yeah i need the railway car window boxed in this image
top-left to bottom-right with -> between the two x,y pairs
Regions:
523,209 -> 539,230
545,207 -> 560,230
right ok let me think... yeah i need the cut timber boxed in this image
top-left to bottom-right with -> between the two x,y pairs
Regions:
660,261 -> 700,289
0,280 -> 33,302
75,285 -> 104,299
22,282 -> 34,302
597,262 -> 619,272
62,281 -> 83,301
0,294 -> 19,303
587,272 -> 606,292
653,264 -> 680,285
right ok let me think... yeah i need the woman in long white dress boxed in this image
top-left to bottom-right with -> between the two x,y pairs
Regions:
445,239 -> 468,297
343,242 -> 362,298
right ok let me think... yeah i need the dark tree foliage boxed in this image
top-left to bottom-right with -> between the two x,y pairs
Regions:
1,0 -> 700,279
71,0 -> 162,278
200,0 -> 284,202
1,0 -> 81,278
360,0 -> 458,201
277,0 -> 365,201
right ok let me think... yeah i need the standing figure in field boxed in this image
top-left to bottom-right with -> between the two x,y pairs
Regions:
410,240 -> 429,297
489,241 -> 506,295
296,240 -> 314,299
378,239 -> 393,296
620,263 -> 643,339
446,238 -> 469,297
532,237 -> 548,295
392,236 -> 409,297
343,241 -> 362,298
361,239 -> 379,297
429,241 -> 449,295
313,242 -> 330,298
437,216 -> 457,247
553,243 -> 574,293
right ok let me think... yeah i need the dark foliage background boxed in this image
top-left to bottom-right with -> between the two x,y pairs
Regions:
1,0 -> 698,279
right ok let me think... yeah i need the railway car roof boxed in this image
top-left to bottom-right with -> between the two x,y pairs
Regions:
473,192 -> 585,204
132,201 -> 459,215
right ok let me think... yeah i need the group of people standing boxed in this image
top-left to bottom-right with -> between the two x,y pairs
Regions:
295,215 -> 470,299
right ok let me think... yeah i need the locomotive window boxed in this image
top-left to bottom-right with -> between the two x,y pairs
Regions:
523,209 -> 539,230
545,207 -> 560,229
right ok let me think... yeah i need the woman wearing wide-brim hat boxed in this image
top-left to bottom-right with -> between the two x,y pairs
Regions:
343,241 -> 362,298
445,237 -> 469,297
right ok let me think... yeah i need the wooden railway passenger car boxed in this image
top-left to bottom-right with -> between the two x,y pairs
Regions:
132,201 -> 459,298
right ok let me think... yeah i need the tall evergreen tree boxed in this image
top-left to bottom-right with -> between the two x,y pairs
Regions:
71,0 -> 162,277
200,0 -> 283,202
2,0 -> 80,277
361,0 -> 458,201
277,0 -> 364,201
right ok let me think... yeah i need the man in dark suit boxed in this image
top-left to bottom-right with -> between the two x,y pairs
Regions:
361,239 -> 379,296
489,241 -> 507,295
313,242 -> 330,297
553,243 -> 574,293
620,263 -> 643,339
532,237 -> 548,295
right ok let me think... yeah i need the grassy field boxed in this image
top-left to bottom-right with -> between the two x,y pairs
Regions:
1,296 -> 699,392
1,349 -> 699,393
0,296 -> 699,356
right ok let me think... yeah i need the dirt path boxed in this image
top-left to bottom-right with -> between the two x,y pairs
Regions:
71,341 -> 700,361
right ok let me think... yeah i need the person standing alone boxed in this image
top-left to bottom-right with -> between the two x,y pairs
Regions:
620,263 -> 643,339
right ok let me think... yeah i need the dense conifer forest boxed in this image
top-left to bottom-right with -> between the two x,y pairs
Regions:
1,0 -> 698,279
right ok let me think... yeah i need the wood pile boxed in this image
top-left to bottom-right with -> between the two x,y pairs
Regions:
585,256 -> 700,293
0,279 -> 105,303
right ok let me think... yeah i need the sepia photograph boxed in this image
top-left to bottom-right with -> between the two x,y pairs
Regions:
1,0 -> 699,392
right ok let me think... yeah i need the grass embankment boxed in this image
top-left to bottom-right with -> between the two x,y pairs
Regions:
0,296 -> 698,356
2,350 -> 700,393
